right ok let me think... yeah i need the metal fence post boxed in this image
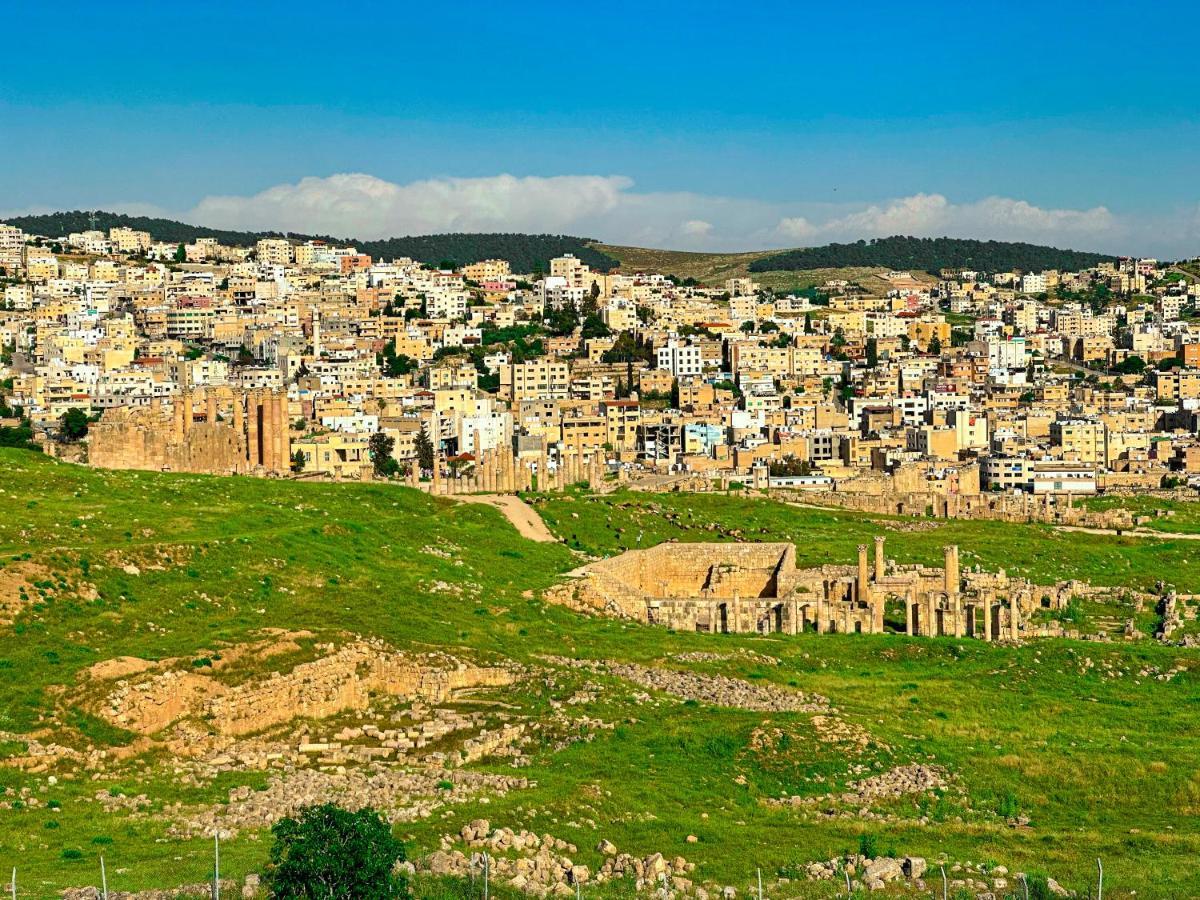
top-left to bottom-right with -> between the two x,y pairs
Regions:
101,855 -> 108,900
1097,857 -> 1103,900
940,865 -> 948,900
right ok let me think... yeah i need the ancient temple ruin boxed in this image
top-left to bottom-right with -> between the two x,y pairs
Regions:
556,538 -> 1078,641
88,388 -> 291,476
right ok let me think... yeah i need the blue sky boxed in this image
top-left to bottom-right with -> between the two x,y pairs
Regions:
3,0 -> 1199,255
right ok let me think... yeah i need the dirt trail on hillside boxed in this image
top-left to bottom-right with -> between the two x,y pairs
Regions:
456,494 -> 556,542
1054,524 -> 1200,541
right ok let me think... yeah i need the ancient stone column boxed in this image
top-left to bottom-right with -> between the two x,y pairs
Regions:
276,393 -> 288,474
983,599 -> 993,641
944,545 -> 959,596
232,393 -> 244,438
857,544 -> 870,603
1009,593 -> 1020,641
206,392 -> 217,425
248,391 -> 260,466
905,593 -> 915,636
874,535 -> 885,581
173,394 -> 185,442
181,390 -> 192,435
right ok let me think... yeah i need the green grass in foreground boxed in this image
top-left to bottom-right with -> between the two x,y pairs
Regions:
0,451 -> 1197,897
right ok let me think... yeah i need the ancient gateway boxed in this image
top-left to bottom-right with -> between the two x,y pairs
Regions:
558,539 -> 1076,641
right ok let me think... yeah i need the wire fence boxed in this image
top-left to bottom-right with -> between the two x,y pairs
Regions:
4,849 -> 1109,900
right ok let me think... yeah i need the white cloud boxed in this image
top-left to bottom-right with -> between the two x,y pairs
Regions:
775,193 -> 1118,247
190,173 -> 633,239
162,172 -> 1185,256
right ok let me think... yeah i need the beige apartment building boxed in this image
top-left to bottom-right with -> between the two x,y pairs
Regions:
501,359 -> 571,402
462,259 -> 511,282
1155,369 -> 1200,402
255,238 -> 294,265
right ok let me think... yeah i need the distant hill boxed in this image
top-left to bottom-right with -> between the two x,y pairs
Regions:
749,235 -> 1117,275
0,210 -> 618,273
2,210 -> 278,248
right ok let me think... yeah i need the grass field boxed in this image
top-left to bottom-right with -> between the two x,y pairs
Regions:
0,450 -> 1198,897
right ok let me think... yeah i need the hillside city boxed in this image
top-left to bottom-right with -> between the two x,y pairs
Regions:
2,221 -> 1200,500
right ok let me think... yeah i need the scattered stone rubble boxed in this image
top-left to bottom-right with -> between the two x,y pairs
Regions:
773,763 -> 951,820
799,852 -> 1070,897
60,880 -> 243,900
544,657 -> 829,713
169,765 -> 529,838
424,823 -> 697,897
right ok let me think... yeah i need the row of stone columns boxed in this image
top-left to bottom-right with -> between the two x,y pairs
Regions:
413,448 -> 607,495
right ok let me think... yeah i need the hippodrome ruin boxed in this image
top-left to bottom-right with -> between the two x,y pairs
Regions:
556,538 -> 1083,640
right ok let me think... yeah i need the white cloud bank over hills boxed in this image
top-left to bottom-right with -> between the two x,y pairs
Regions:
18,171 -> 1189,257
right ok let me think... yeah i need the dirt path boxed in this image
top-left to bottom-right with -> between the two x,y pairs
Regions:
455,494 -> 556,542
1054,525 -> 1200,541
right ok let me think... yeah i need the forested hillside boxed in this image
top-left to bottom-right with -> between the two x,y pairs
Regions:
0,211 -> 618,272
750,235 -> 1116,274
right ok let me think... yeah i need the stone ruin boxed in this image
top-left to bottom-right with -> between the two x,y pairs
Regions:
89,387 -> 290,476
97,639 -> 518,741
552,537 -> 1081,642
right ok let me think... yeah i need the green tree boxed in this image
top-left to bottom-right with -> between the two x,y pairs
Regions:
264,804 -> 409,899
928,335 -> 942,355
1114,355 -> 1146,375
291,449 -> 306,473
865,337 -> 878,368
59,407 -> 90,442
173,243 -> 187,263
669,377 -> 680,410
369,432 -> 398,478
415,426 -> 434,474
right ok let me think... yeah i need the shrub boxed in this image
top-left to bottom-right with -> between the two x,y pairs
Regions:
857,833 -> 879,858
265,804 -> 409,899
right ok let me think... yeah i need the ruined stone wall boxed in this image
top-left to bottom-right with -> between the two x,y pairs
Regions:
584,542 -> 793,599
207,643 -> 515,736
103,641 -> 517,738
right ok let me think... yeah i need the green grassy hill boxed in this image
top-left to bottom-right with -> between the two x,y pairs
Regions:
1,449 -> 1198,897
595,244 -> 936,294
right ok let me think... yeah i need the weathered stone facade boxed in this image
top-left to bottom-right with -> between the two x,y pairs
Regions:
555,539 -> 1076,641
88,388 -> 290,476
